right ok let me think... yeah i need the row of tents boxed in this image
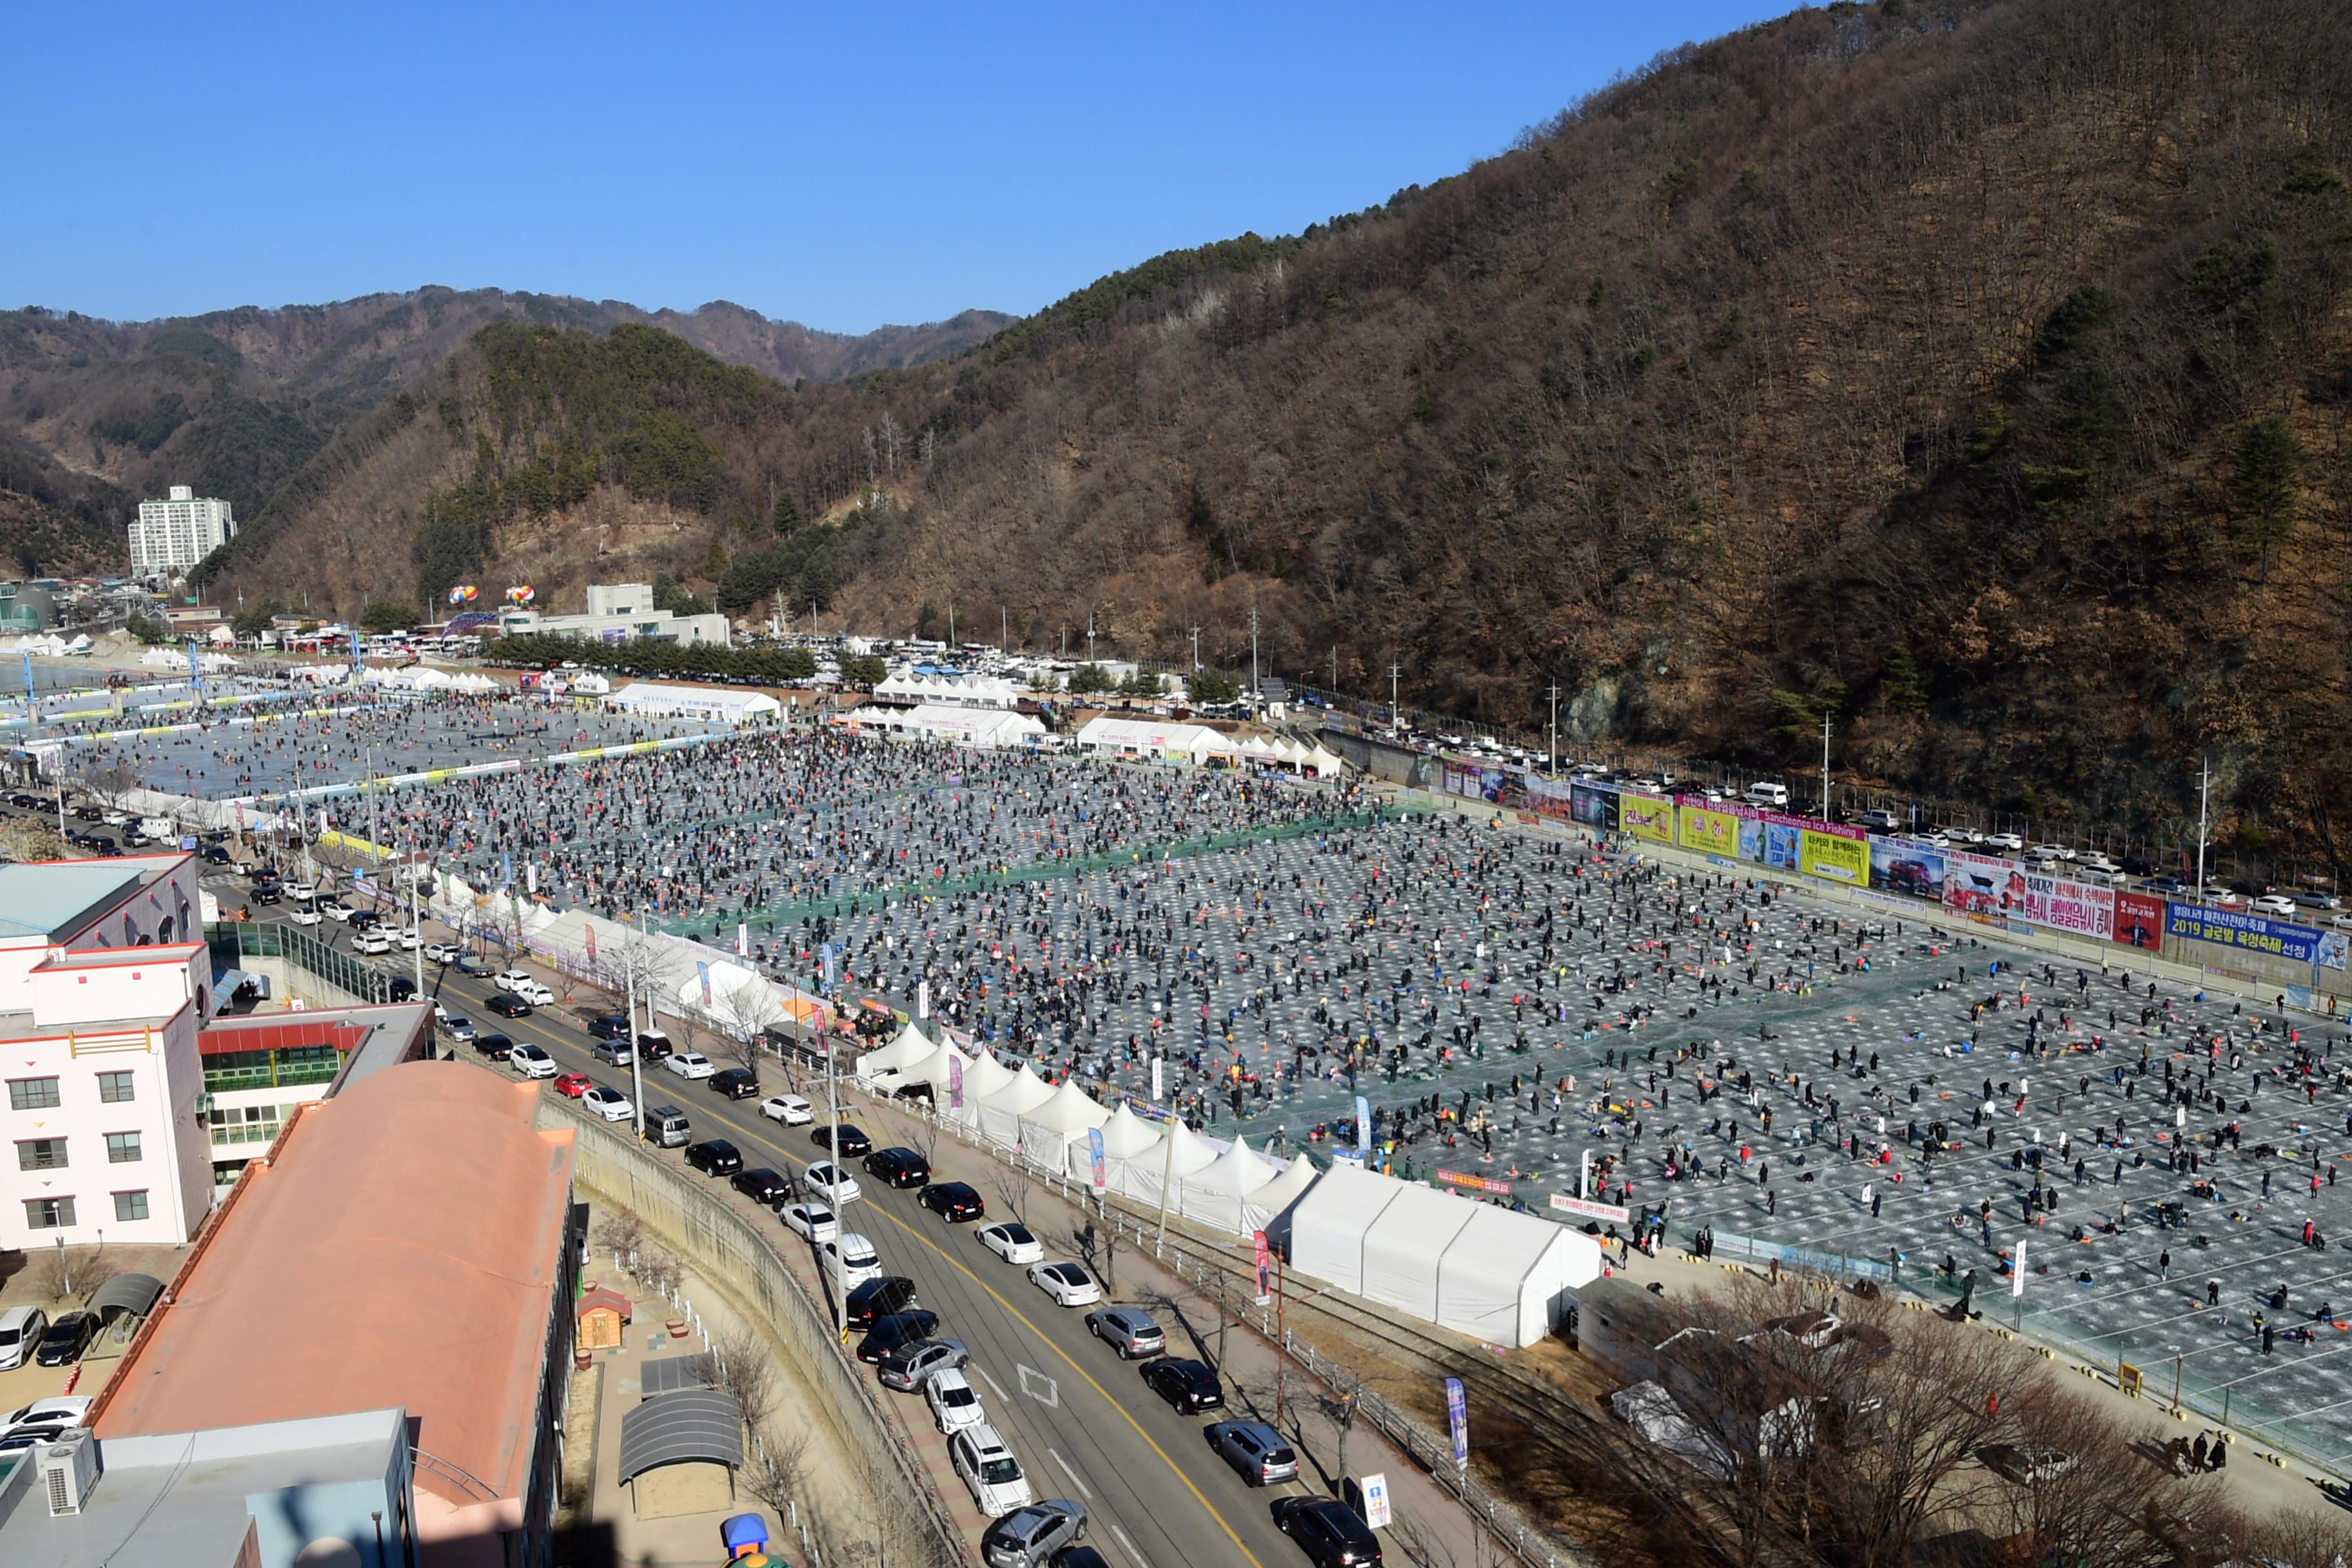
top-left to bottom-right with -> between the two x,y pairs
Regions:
856,1024 -> 1600,1347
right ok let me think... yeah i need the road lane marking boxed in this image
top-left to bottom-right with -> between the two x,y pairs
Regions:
1110,1524 -> 1153,1568
1048,1446 -> 1093,1496
1017,1364 -> 1060,1407
974,1364 -> 1010,1400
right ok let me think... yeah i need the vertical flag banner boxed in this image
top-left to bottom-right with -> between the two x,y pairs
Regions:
585,924 -> 597,963
525,862 -> 538,896
1254,1230 -> 1273,1306
1446,1378 -> 1469,1471
696,960 -> 712,1005
1355,1094 -> 1371,1152
821,943 -> 837,991
736,921 -> 749,957
918,977 -> 930,1019
19,652 -> 32,714
1088,1127 -> 1106,1190
950,1055 -> 965,1112
500,851 -> 513,890
1151,1055 -> 1164,1104
2013,1238 -> 2026,1298
1360,1475 -> 1392,1531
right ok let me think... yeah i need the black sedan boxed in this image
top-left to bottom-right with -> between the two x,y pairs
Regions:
472,1033 -> 515,1061
731,1167 -> 792,1205
863,1147 -> 930,1188
1139,1357 -> 1225,1414
856,1309 -> 941,1363
810,1124 -> 872,1157
845,1275 -> 921,1329
683,1139 -> 745,1177
34,1311 -> 97,1367
917,1181 -> 985,1222
1272,1496 -> 1382,1568
483,993 -> 533,1018
710,1068 -> 760,1100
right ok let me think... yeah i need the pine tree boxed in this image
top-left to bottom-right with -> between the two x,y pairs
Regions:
2231,416 -> 2304,582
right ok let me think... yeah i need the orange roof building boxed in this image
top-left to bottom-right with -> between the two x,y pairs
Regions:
92,1059 -> 579,1568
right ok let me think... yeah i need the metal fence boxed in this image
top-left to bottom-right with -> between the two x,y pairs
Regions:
535,1093 -> 966,1565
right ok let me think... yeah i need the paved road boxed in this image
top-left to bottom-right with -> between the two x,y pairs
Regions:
397,941 -> 1309,1568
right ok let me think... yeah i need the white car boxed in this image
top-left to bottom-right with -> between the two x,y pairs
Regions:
803,1161 -> 862,1205
424,942 -> 461,964
354,930 -> 391,955
948,1424 -> 1034,1516
2,1395 -> 92,1435
582,1086 -> 634,1122
1028,1260 -> 1101,1307
511,1044 -> 557,1079
925,1367 -> 986,1434
2253,894 -> 2299,917
286,881 -> 319,900
99,810 -> 128,827
822,1233 -> 883,1286
760,1094 -> 814,1126
977,1222 -> 1043,1265
665,1052 -> 715,1079
493,969 -> 533,992
1982,834 -> 2024,853
394,928 -> 422,950
782,1202 -> 838,1243
514,979 -> 554,1006
319,900 -> 356,922
2079,856 -> 2122,876
288,906 -> 322,926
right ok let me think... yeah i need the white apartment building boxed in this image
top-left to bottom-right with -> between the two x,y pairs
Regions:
129,485 -> 236,576
0,856 -> 216,1250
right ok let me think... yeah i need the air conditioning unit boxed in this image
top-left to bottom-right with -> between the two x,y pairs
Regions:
39,1427 -> 100,1516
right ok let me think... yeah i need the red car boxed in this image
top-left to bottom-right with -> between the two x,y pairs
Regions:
553,1072 -> 593,1099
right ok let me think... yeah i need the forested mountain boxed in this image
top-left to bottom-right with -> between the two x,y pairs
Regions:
26,0 -> 2352,860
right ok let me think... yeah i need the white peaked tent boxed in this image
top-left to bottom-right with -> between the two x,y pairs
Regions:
1086,1104 -> 1162,1177
936,1048 -> 1013,1122
1305,743 -> 1344,778
1286,1164 -> 1603,1348
976,1064 -> 1055,1148
1018,1077 -> 1111,1171
1244,1153 -> 1322,1238
856,1021 -> 934,1079
1177,1137 -> 1280,1236
903,1039 -> 979,1103
1112,1118 -> 1219,1205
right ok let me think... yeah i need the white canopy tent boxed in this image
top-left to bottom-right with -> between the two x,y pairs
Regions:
1287,1161 -> 1406,1294
1176,1136 -> 1280,1236
843,703 -> 1043,749
1244,1153 -> 1322,1238
1360,1182 -> 1482,1320
606,682 -> 781,724
856,1021 -> 935,1080
1018,1077 -> 1112,1170
1072,716 -> 1239,766
934,1048 -> 1012,1122
1083,1104 -> 1162,1179
975,1064 -> 1055,1147
1435,1206 -> 1602,1348
1111,1118 -> 1219,1205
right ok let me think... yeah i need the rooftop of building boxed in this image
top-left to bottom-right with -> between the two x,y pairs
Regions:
0,852 -> 194,945
92,1061 -> 576,1505
0,1409 -> 404,1568
199,1001 -> 432,1079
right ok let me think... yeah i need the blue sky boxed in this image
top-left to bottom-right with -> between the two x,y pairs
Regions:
5,2 -> 1794,332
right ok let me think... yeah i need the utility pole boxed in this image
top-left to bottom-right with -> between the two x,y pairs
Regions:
1189,625 -> 1201,672
1389,662 -> 1402,735
1086,613 -> 1095,665
626,917 -> 645,1141
1248,598 -> 1260,722
948,604 -> 955,647
1820,712 -> 1832,823
1329,645 -> 1337,692
1001,605 -> 1007,654
2196,756 -> 2211,894
1547,683 -> 1561,776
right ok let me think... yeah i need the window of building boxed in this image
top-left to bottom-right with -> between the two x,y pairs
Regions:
15,1139 -> 66,1171
97,1071 -> 136,1104
277,1045 -> 342,1086
6,1077 -> 61,1111
207,1103 -> 282,1146
113,1190 -> 149,1222
23,1197 -> 74,1230
202,1050 -> 274,1094
104,1132 -> 142,1164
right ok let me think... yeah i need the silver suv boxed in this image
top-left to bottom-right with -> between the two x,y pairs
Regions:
1205,1420 -> 1298,1485
1083,1307 -> 1164,1359
980,1500 -> 1086,1568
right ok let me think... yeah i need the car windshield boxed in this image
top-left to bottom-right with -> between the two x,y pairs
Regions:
940,1386 -> 975,1406
1003,1225 -> 1034,1244
979,1457 -> 1023,1485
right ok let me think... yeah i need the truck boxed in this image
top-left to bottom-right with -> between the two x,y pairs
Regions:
139,816 -> 177,841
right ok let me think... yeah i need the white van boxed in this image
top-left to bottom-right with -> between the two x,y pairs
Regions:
0,1306 -> 48,1372
1742,781 -> 1790,808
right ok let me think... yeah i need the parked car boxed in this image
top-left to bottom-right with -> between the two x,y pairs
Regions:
918,1181 -> 985,1222
1854,810 -> 1899,832
846,1275 -> 921,1329
441,1015 -> 477,1043
1273,1497 -> 1383,1567
864,1147 -> 930,1188
1084,1308 -> 1164,1359
683,1139 -> 745,1177
424,941 -> 461,964
472,1033 -> 515,1062
33,1311 -> 97,1367
318,898 -> 354,921
980,1500 -> 1087,1568
948,1423 -> 1033,1516
587,1014 -> 632,1041
803,1161 -> 862,1205
2253,894 -> 2300,917
553,1071 -> 593,1098
1028,1261 -> 1101,1308
0,1395 -> 91,1436
781,1202 -> 838,1243
591,1035 -> 635,1066
634,1030 -> 674,1063
288,905 -> 322,926
665,1052 -> 716,1080
1205,1420 -> 1298,1485
493,969 -> 534,992
0,1307 -> 47,1373
925,1367 -> 987,1433
484,993 -> 533,1019
731,1167 -> 793,1206
760,1093 -> 814,1125
858,1309 -> 943,1364
977,1222 -> 1043,1264
810,1122 -> 872,1157
1139,1358 -> 1224,1414
877,1337 -> 968,1393
510,1043 -> 557,1079
583,1086 -> 634,1121
823,1233 -> 884,1287
710,1067 -> 760,1099
456,954 -> 496,977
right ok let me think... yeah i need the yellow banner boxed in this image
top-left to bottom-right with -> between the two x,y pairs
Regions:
1800,829 -> 1867,885
1678,803 -> 1741,858
1618,791 -> 1675,846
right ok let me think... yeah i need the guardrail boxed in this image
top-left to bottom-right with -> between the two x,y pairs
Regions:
534,1093 -> 966,1565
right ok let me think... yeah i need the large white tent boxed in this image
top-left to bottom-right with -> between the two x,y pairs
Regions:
1082,1104 -> 1162,1179
873,672 -> 1023,709
856,1021 -> 934,1080
1176,1136 -> 1280,1236
1112,1118 -> 1219,1204
933,1048 -> 1012,1122
975,1064 -> 1056,1148
1244,1153 -> 1322,1237
1017,1077 -> 1111,1170
1285,1164 -> 1602,1348
843,703 -> 1043,749
606,682 -> 781,723
1072,716 -> 1239,766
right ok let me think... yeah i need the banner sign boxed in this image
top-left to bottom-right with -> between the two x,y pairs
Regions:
1569,781 -> 1619,832
2114,890 -> 2164,951
950,1054 -> 965,1112
2167,903 -> 2339,966
1446,1378 -> 1469,1470
1088,1126 -> 1106,1190
1549,1191 -> 1631,1224
1254,1229 -> 1273,1306
1799,826 -> 1868,885
1942,849 -> 2014,926
1616,791 -> 1675,846
1675,799 -> 1747,858
1355,1094 -> 1371,1152
1360,1473 -> 1393,1531
2019,871 -> 2113,940
696,959 -> 712,1004
1867,837 -> 1946,901
1435,1168 -> 1513,1196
